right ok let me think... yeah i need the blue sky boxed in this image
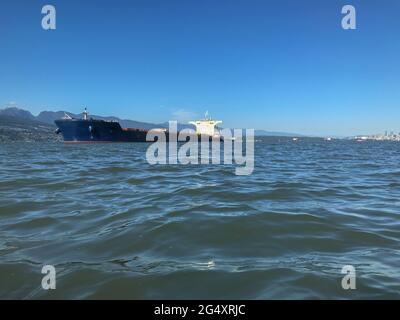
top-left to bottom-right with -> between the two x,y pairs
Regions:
0,0 -> 399,136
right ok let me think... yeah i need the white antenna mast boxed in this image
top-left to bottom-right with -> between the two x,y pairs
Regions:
83,107 -> 88,120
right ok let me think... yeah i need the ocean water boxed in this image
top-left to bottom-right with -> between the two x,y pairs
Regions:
0,139 -> 399,299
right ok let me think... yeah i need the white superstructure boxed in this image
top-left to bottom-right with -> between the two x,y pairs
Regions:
189,111 -> 222,137
82,107 -> 89,120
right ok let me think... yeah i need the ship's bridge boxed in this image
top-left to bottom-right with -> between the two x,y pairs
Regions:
189,112 -> 222,136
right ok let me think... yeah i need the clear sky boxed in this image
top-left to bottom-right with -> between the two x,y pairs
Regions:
1,0 -> 399,136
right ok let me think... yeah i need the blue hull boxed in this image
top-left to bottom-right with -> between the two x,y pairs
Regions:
55,119 -> 152,142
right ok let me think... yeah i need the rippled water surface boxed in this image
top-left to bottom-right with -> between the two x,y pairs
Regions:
0,139 -> 399,299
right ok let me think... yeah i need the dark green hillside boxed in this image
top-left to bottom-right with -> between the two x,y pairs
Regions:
0,115 -> 61,142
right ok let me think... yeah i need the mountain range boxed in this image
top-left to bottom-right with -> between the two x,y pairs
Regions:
0,107 -> 185,130
0,107 -> 303,141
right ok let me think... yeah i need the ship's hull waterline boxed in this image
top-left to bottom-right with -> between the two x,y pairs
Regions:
55,119 -> 157,143
54,119 -> 222,143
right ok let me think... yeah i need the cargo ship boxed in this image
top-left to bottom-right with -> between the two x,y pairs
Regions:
55,108 -> 164,143
55,108 -> 222,143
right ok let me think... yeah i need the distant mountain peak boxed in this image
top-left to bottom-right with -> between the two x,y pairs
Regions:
0,107 -> 36,120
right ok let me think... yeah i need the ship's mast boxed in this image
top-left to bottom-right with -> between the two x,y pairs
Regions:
83,107 -> 88,120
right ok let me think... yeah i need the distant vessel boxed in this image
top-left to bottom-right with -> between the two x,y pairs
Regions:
55,108 -> 224,143
189,111 -> 222,138
55,108 -> 163,143
354,136 -> 368,142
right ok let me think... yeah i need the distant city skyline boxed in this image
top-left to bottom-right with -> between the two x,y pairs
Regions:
1,0 -> 399,136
